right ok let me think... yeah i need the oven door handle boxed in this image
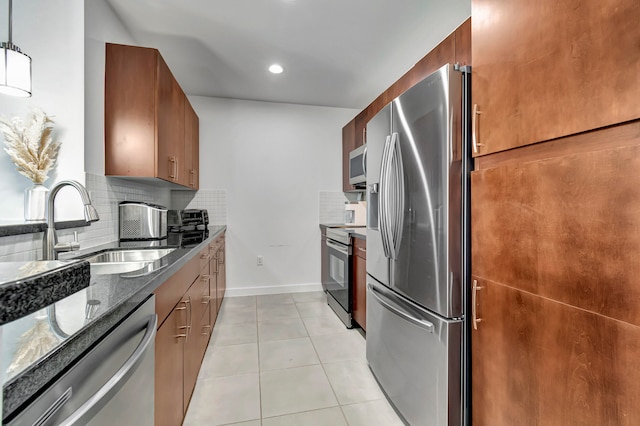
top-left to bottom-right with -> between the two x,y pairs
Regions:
326,239 -> 350,256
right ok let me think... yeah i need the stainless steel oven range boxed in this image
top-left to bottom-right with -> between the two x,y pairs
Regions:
323,228 -> 354,328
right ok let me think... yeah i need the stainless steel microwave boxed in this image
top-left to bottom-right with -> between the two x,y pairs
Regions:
349,144 -> 367,187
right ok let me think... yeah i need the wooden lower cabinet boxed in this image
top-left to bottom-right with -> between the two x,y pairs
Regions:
155,304 -> 186,426
183,273 -> 211,412
217,241 -> 226,310
154,231 -> 226,426
352,237 -> 367,330
472,277 -> 640,426
209,234 -> 226,318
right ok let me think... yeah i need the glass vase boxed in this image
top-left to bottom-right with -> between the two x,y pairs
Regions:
24,184 -> 49,222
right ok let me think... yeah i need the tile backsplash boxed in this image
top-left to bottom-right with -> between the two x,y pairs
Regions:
171,189 -> 227,225
319,191 -> 362,224
0,175 -> 232,262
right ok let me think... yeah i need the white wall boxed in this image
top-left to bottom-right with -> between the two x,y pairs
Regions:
84,0 -> 138,175
190,96 -> 357,294
0,0 -> 85,221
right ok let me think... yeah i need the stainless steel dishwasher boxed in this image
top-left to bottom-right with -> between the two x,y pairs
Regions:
6,296 -> 157,426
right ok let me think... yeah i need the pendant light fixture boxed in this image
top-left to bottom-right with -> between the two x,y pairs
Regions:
0,0 -> 31,97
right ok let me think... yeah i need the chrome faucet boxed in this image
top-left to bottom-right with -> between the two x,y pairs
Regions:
42,180 -> 100,260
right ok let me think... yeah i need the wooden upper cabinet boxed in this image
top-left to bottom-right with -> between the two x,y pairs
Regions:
184,98 -> 200,189
341,119 -> 357,192
471,0 -> 640,156
105,43 -> 199,189
157,55 -> 185,184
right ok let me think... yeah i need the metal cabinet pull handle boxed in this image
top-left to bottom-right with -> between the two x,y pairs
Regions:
472,104 -> 483,154
472,279 -> 484,330
168,156 -> 177,179
186,296 -> 193,333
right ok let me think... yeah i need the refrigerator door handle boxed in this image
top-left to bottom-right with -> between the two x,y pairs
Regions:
368,283 -> 434,333
389,132 -> 404,259
379,135 -> 392,259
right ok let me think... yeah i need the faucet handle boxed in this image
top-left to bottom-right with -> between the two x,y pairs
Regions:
55,231 -> 80,254
70,231 -> 80,251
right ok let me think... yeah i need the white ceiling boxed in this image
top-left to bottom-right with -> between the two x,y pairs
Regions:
106,0 -> 470,109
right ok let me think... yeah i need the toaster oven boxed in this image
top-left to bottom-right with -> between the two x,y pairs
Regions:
119,202 -> 168,241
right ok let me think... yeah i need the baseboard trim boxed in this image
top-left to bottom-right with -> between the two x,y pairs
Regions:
225,282 -> 323,297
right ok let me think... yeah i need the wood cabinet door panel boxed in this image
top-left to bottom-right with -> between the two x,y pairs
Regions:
155,307 -> 185,426
155,255 -> 200,326
105,44 -> 156,177
209,256 -> 219,325
217,243 -> 226,311
184,99 -> 199,189
157,55 -> 185,183
472,142 -> 640,326
472,277 -> 640,426
342,119 -> 357,192
472,0 -> 640,156
352,252 -> 366,330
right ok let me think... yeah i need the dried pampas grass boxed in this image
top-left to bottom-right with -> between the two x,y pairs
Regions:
0,109 -> 60,185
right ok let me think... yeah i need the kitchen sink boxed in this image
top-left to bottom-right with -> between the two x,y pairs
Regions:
83,248 -> 176,276
83,248 -> 176,264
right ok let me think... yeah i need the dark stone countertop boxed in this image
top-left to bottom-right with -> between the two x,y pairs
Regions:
0,220 -> 90,237
0,260 -> 91,325
1,225 -> 227,420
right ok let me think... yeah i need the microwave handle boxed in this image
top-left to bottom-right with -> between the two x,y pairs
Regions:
362,146 -> 367,178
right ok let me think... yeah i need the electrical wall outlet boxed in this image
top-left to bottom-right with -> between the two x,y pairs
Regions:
257,255 -> 263,266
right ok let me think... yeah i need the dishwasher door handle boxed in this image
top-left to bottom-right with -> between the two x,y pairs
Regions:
58,313 -> 158,426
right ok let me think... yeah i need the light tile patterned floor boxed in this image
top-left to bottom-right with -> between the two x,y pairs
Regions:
183,291 -> 405,426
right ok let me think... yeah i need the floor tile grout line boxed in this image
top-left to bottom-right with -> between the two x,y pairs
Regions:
305,296 -> 352,425
255,296 -> 263,424
190,293 -> 400,425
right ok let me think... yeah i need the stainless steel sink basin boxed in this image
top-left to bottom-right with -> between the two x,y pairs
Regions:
84,248 -> 176,264
90,261 -> 155,275
84,248 -> 176,275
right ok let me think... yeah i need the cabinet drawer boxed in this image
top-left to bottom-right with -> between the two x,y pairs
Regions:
354,237 -> 366,260
155,254 -> 200,327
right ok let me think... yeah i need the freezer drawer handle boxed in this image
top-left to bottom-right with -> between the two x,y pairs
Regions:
368,284 -> 434,333
58,313 -> 158,426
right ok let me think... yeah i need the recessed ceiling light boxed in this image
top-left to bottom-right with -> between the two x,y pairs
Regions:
268,64 -> 284,74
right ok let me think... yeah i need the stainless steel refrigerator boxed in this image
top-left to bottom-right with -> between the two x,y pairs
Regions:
366,63 -> 470,425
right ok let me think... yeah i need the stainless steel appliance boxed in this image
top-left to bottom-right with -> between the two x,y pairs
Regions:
366,63 -> 471,425
119,202 -> 167,241
323,227 -> 354,327
6,296 -> 157,425
168,209 -> 209,247
349,143 -> 367,187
